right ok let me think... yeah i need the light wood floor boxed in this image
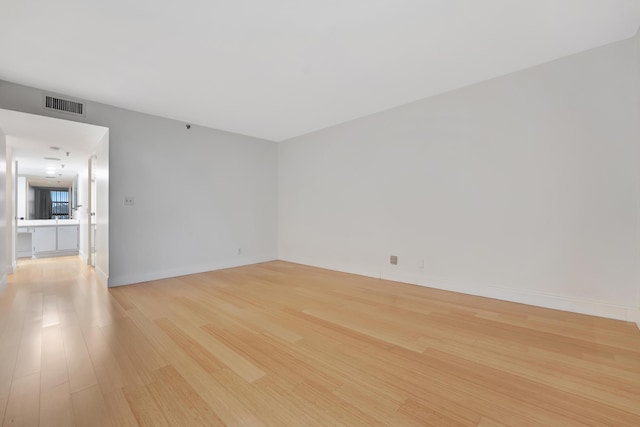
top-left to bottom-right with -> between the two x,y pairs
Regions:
1,257 -> 639,426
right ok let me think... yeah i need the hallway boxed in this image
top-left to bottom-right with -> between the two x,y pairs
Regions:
0,257 -> 122,426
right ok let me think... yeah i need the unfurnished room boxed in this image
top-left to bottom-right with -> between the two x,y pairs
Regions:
0,1 -> 639,426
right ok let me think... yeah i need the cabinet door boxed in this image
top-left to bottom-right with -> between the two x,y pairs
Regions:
33,227 -> 57,253
16,231 -> 33,257
57,226 -> 79,251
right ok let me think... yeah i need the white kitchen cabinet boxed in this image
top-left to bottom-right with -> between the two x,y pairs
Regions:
33,226 -> 57,253
27,224 -> 79,257
17,228 -> 33,258
57,226 -> 79,251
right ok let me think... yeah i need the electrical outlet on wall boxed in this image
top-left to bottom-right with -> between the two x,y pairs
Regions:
124,197 -> 135,206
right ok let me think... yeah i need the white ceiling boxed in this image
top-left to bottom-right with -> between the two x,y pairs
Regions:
0,1 -> 638,141
0,109 -> 108,185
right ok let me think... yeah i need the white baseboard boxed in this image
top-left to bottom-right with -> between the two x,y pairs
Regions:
407,275 -> 637,324
0,273 -> 7,294
278,254 -> 380,279
632,308 -> 640,330
79,250 -> 88,264
95,266 -> 109,287
107,255 -> 277,288
280,255 -> 639,324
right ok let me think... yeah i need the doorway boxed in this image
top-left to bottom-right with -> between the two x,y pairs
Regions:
0,109 -> 110,285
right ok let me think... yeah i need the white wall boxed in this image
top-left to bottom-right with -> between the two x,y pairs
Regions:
279,35 -> 640,323
0,81 -> 278,287
0,130 -> 6,292
0,35 -> 636,326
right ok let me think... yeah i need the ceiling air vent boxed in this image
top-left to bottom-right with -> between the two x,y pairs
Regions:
44,95 -> 85,116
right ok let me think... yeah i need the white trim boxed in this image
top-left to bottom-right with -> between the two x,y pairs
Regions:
280,255 -> 640,323
33,250 -> 79,259
0,273 -> 7,294
406,275 -> 638,323
79,249 -> 88,264
107,255 -> 277,288
632,308 -> 640,330
95,266 -> 108,287
7,261 -> 16,275
278,255 -> 380,279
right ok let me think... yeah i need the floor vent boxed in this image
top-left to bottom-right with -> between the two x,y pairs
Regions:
44,95 -> 85,116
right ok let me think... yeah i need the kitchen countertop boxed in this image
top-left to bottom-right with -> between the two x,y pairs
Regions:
18,219 -> 80,227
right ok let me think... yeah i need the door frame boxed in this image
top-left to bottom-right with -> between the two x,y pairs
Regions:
87,155 -> 96,267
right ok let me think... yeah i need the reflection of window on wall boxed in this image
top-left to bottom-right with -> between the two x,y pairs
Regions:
34,187 -> 69,219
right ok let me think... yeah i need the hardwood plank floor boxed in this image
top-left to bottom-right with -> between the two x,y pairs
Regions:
1,256 -> 639,426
